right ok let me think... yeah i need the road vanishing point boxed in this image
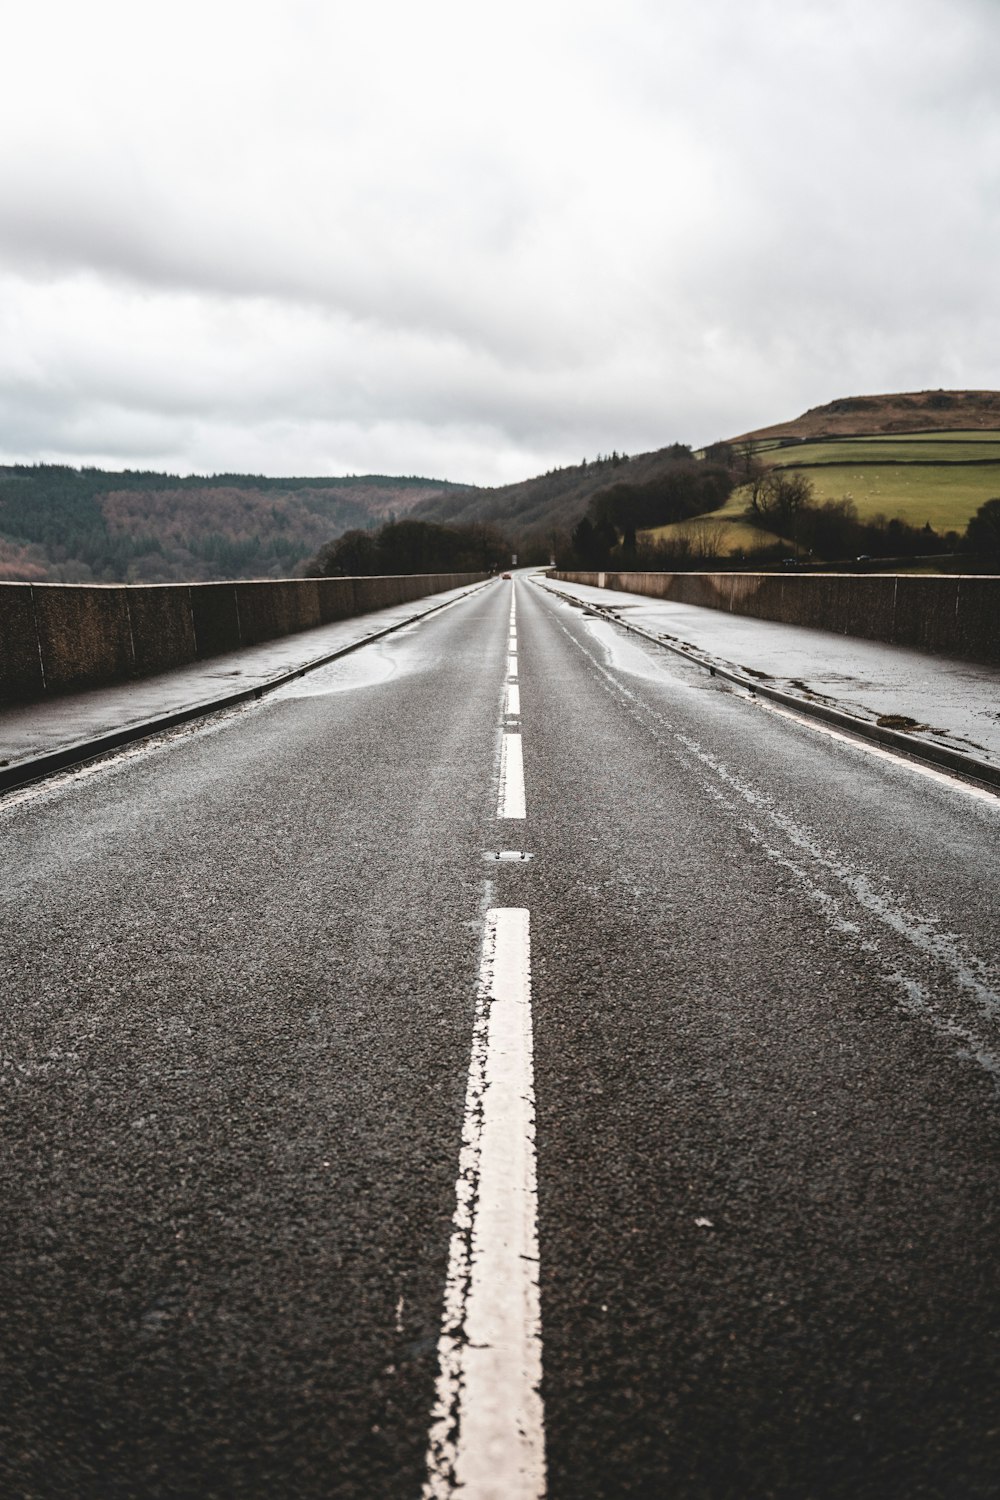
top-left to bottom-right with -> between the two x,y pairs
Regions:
2,575 -> 998,1499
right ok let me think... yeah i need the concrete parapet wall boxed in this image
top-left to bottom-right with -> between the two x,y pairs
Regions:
33,585 -> 135,692
190,583 -> 242,660
1,573 -> 487,703
235,580 -> 322,647
553,571 -> 1000,665
0,586 -> 46,700
317,578 -> 358,624
127,586 -> 199,677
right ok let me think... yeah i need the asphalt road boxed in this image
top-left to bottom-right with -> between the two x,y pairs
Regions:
1,575 -> 997,1499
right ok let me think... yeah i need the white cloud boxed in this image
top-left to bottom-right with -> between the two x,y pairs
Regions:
1,0 -> 998,483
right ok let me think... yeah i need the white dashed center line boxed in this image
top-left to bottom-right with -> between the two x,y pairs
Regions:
501,590 -> 525,816
499,733 -> 526,818
422,908 -> 546,1500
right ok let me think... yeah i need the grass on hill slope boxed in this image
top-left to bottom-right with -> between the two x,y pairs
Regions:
640,515 -> 795,556
673,471 -> 990,541
643,427 -> 1000,546
750,432 -> 1000,532
767,434 -> 1000,465
776,465 -> 997,532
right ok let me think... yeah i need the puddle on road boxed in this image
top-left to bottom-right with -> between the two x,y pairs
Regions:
580,614 -> 701,690
271,641 -> 404,698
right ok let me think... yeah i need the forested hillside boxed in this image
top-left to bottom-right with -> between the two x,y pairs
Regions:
0,466 -> 467,583
410,444 -> 701,555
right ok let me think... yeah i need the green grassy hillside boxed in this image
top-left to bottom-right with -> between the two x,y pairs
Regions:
757,432 -> 1000,531
641,515 -> 795,557
762,434 -> 1000,463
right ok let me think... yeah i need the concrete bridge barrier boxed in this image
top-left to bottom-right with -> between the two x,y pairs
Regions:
0,573 -> 488,704
317,578 -> 358,623
234,580 -> 322,647
32,585 -> 135,693
555,571 -> 1000,665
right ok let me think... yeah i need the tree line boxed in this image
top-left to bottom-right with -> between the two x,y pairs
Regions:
555,445 -> 1000,571
563,459 -> 736,566
306,518 -> 511,577
0,464 -> 457,583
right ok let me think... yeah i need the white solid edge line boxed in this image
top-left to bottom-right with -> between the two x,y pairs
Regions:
498,732 -> 526,818
422,909 -> 546,1500
506,683 -> 521,717
751,695 -> 1000,805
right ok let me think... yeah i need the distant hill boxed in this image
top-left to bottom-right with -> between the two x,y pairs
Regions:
0,466 -> 467,583
722,393 -> 1000,534
5,390 -> 995,583
717,391 -> 1000,534
731,389 -> 1000,443
410,443 -> 698,552
412,392 -> 1000,550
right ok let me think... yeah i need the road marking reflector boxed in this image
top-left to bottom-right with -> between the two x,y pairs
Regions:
422,908 -> 545,1500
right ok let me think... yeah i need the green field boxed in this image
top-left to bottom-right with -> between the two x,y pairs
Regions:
659,429 -> 1000,546
771,434 -> 1000,467
749,430 -> 1000,531
641,515 -> 794,555
882,430 -> 1000,443
774,465 -> 997,531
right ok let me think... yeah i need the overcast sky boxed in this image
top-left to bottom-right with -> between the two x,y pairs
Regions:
1,0 -> 998,486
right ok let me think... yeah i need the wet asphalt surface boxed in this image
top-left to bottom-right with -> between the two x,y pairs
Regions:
2,576 -> 998,1498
